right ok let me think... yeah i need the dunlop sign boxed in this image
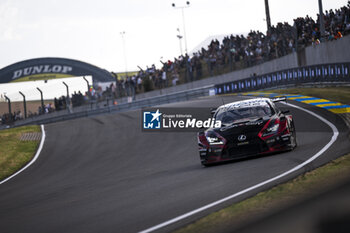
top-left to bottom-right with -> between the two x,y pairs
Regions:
0,57 -> 115,83
12,65 -> 73,80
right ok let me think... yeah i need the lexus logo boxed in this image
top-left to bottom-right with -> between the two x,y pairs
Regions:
238,134 -> 246,141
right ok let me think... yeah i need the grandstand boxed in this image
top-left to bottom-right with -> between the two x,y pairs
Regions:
116,1 -> 350,96
1,1 -> 350,125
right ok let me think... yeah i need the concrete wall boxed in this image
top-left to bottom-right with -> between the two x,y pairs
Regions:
305,35 -> 350,66
126,35 -> 350,102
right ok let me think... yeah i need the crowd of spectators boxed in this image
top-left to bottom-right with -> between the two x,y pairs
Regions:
1,102 -> 55,125
111,1 -> 350,98
1,91 -> 91,125
1,112 -> 22,125
1,3 -> 350,125
53,91 -> 87,111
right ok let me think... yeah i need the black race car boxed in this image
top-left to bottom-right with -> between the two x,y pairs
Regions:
197,97 -> 297,166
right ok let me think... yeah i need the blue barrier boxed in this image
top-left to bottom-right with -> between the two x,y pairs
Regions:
215,63 -> 350,94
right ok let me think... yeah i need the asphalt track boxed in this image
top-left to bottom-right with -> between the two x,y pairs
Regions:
0,95 -> 349,233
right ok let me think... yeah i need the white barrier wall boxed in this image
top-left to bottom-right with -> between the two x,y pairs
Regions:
305,35 -> 350,66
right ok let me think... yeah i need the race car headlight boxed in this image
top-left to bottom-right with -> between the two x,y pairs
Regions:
260,119 -> 280,138
205,131 -> 225,145
206,136 -> 224,145
265,124 -> 279,134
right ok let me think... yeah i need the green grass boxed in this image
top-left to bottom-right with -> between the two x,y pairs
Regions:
262,86 -> 350,104
174,153 -> 350,233
0,125 -> 41,181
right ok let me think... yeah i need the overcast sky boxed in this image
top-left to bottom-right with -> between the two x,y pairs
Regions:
0,0 -> 348,73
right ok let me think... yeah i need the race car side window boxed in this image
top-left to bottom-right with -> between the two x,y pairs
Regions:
266,101 -> 276,116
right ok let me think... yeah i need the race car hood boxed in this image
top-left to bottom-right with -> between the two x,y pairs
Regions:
212,117 -> 270,143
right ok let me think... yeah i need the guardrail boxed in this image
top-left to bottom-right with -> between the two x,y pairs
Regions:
214,63 -> 350,94
2,62 -> 350,129
4,85 -> 214,128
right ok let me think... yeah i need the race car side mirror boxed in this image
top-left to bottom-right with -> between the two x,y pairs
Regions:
210,108 -> 217,115
272,97 -> 287,103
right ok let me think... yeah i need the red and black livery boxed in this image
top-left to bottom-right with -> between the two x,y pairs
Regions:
197,97 -> 297,166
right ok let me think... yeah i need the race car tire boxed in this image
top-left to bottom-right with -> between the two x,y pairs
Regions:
290,122 -> 297,149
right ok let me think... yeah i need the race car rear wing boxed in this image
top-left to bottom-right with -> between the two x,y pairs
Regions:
271,96 -> 287,103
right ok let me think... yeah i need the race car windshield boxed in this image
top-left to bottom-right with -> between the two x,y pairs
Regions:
215,104 -> 272,125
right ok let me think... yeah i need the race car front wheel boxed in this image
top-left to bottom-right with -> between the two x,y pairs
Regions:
290,123 -> 297,149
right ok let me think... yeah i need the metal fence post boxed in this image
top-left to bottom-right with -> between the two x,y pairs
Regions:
36,87 -> 45,114
83,76 -> 90,94
19,91 -> 27,119
62,81 -> 71,113
4,95 -> 12,120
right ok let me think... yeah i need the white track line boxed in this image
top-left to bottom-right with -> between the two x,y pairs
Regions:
139,103 -> 339,233
0,124 -> 46,185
